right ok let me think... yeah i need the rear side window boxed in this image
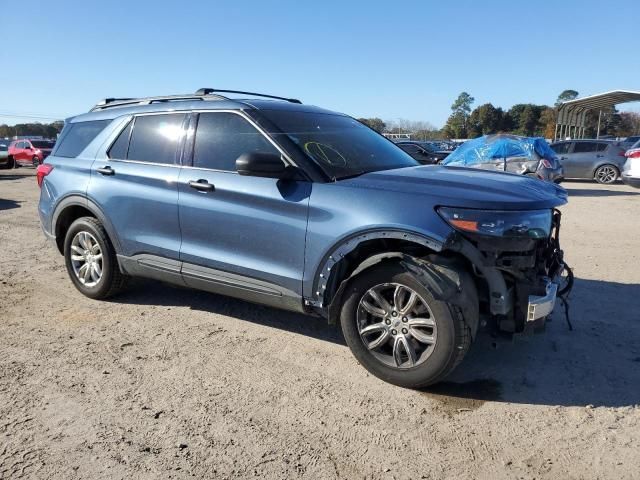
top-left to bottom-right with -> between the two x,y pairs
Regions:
54,120 -> 110,158
596,142 -> 608,152
399,144 -> 420,155
573,142 -> 598,153
192,112 -> 279,171
108,120 -> 133,159
127,114 -> 186,165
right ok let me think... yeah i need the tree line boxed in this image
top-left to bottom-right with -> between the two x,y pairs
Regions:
359,89 -> 640,140
0,121 -> 64,140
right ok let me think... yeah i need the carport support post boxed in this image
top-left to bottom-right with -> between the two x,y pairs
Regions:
596,109 -> 602,139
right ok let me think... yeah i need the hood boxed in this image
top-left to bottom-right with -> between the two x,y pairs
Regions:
339,165 -> 568,210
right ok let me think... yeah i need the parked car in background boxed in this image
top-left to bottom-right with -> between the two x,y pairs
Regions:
8,139 -> 56,167
395,141 -> 451,164
550,139 -> 626,184
0,143 -> 12,169
442,134 -> 563,182
620,135 -> 640,150
36,88 -> 569,388
622,145 -> 640,188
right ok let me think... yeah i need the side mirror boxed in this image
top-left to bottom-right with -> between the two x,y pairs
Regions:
236,152 -> 287,178
25,145 -> 32,150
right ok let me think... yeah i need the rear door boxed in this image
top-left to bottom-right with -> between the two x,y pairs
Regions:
567,141 -> 599,178
88,113 -> 187,278
177,111 -> 310,310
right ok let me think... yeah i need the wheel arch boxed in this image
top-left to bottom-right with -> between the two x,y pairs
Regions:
309,228 -> 449,315
52,195 -> 122,255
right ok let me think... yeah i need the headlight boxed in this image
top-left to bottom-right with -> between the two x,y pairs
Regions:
437,207 -> 552,239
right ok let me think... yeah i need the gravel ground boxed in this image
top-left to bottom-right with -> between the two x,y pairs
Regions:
1,169 -> 639,479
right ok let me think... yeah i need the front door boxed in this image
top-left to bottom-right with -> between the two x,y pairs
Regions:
178,111 -> 310,311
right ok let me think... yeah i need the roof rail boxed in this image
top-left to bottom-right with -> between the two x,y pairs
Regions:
90,88 -> 302,112
194,88 -> 302,104
89,93 -> 229,112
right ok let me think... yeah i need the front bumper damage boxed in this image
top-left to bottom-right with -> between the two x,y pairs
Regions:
449,209 -> 569,333
527,279 -> 558,322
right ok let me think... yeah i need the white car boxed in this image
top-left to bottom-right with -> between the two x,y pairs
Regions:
622,141 -> 640,188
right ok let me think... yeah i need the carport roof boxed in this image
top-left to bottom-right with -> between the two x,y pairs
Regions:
559,90 -> 640,111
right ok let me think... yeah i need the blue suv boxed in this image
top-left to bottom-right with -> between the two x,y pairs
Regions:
37,88 -> 569,387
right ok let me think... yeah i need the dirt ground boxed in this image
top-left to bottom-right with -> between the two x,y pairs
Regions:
0,168 -> 639,480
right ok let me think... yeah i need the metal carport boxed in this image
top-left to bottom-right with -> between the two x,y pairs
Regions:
555,90 -> 640,141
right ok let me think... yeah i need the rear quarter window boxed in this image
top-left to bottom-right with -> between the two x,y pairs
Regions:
54,120 -> 110,158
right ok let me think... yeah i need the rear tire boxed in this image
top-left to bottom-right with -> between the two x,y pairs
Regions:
63,217 -> 129,299
339,261 -> 471,388
594,164 -> 618,184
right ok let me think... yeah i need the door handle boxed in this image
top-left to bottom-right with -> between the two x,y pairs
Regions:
596,154 -> 604,158
188,179 -> 214,192
560,156 -> 567,160
97,166 -> 115,176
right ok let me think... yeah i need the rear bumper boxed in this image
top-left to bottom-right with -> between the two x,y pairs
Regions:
527,279 -> 558,322
622,175 -> 640,189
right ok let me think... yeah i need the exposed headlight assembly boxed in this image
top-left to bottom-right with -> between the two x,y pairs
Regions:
437,207 -> 552,239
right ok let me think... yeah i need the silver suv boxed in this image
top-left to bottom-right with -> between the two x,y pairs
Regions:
550,139 -> 626,184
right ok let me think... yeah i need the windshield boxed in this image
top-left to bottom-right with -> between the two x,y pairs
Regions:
32,140 -> 56,149
262,111 -> 418,179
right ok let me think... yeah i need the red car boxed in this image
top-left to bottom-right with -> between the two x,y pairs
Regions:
8,139 -> 56,167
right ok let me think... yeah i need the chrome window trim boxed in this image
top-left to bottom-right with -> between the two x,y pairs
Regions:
183,109 -> 297,172
101,108 -> 297,172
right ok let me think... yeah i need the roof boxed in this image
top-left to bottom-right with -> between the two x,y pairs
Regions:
70,97 -> 337,123
559,90 -> 640,111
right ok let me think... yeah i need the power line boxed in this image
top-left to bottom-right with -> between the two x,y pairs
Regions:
0,112 -> 65,121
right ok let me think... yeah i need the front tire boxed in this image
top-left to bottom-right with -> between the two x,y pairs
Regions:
32,156 -> 40,167
594,164 -> 618,184
63,217 -> 129,299
339,262 -> 471,388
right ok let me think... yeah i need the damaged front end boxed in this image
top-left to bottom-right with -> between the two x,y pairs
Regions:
442,208 -> 570,333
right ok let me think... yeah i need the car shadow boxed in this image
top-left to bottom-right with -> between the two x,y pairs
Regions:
439,277 -> 640,408
0,173 -> 36,181
0,198 -> 21,211
116,280 -> 346,346
115,276 -> 640,408
568,188 -> 640,197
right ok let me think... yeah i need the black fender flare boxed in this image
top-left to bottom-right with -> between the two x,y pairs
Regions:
310,228 -> 446,309
51,195 -> 123,254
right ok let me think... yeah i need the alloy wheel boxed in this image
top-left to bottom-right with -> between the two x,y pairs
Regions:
69,231 -> 103,287
357,283 -> 437,369
595,165 -> 617,184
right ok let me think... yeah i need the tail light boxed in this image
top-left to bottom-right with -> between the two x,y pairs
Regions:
36,163 -> 54,188
540,159 -> 553,169
625,150 -> 640,158
618,150 -> 627,157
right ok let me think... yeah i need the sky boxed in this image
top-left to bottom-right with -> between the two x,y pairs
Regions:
1,0 -> 639,127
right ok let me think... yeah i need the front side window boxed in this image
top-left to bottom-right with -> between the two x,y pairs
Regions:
551,142 -> 571,154
54,120 -> 110,158
573,142 -> 598,153
193,112 -> 279,171
127,114 -> 186,165
261,110 -> 418,179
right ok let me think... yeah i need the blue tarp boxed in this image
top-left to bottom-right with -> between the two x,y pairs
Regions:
442,134 -> 557,167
